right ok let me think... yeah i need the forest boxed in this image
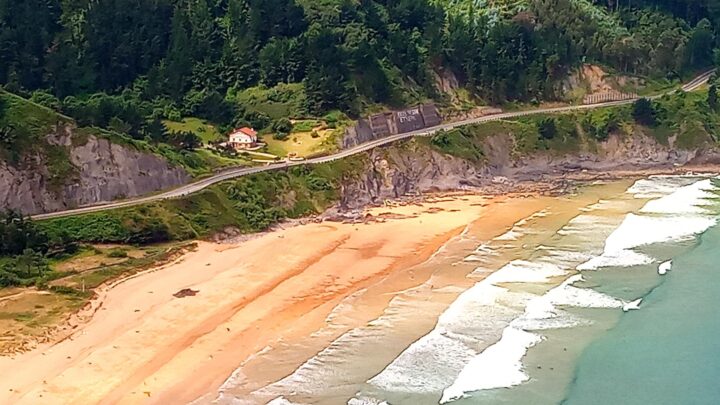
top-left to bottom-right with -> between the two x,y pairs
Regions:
1,0 -> 720,140
3,0 -> 720,287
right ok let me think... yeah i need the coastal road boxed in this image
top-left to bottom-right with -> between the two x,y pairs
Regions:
32,69 -> 716,220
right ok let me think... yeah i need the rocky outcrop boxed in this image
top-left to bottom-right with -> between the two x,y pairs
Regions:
0,126 -> 189,215
339,130 -> 716,209
561,64 -> 644,102
340,143 -> 486,209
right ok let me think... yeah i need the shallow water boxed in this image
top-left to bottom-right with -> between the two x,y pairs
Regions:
214,176 -> 720,405
563,225 -> 720,405
452,175 -> 719,405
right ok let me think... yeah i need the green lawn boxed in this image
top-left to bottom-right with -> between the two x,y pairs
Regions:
263,129 -> 337,158
163,117 -> 223,144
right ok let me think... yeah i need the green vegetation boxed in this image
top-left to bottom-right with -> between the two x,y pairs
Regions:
293,119 -> 322,132
264,126 -> 338,158
1,89 -> 258,181
1,0 -> 719,193
0,210 -> 78,288
230,83 -> 307,121
429,113 -> 585,160
633,98 -> 657,126
430,89 -> 719,160
163,117 -> 222,144
260,116 -> 343,158
2,0 -> 720,297
39,156 -> 366,244
3,0 -> 720,139
0,90 -> 72,164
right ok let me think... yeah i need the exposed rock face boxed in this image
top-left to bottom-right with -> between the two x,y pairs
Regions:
561,64 -> 644,100
340,143 -> 486,209
0,128 -> 189,215
340,131 -> 715,209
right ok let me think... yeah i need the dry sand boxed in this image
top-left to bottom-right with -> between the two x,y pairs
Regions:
0,194 -> 552,405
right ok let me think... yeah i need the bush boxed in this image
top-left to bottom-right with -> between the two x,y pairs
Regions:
632,98 -> 656,126
0,249 -> 51,288
106,248 -> 128,258
582,110 -> 620,141
272,117 -> 293,133
125,218 -> 171,245
30,90 -> 61,111
183,90 -> 236,126
273,131 -> 290,141
294,120 -> 320,132
537,117 -> 557,140
168,131 -> 202,150
0,211 -> 50,255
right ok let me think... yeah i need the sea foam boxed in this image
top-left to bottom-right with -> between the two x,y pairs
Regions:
369,260 -> 564,394
640,179 -> 715,214
580,178 -> 717,270
627,176 -> 705,198
440,275 -> 623,402
440,327 -> 543,403
658,260 -> 672,275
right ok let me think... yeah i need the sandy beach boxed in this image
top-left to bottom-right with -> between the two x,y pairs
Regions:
0,192 -> 557,405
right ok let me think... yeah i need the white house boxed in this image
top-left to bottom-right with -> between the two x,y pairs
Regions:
227,127 -> 258,150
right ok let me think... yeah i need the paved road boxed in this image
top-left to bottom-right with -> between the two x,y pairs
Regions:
32,69 -> 716,220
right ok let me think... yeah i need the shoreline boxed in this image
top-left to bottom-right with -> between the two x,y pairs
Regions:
0,166 -> 717,404
0,192 -> 545,405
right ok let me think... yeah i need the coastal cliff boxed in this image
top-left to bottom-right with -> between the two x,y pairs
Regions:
0,124 -> 189,215
339,129 -> 719,210
38,94 -> 720,245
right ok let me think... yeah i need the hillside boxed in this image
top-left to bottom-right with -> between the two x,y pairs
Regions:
0,90 -> 189,215
37,89 -> 720,246
1,0 -> 720,227
2,0 -> 719,134
1,1 -> 718,189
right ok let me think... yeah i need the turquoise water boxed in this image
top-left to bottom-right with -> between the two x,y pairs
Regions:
563,224 -> 720,405
447,177 -> 720,405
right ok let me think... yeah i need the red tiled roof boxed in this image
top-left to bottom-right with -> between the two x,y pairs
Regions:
236,127 -> 257,137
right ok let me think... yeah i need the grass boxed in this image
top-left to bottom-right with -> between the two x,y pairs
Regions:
0,291 -> 87,354
55,244 -> 185,290
163,117 -> 223,144
0,243 -> 187,354
232,83 -> 306,120
37,155 -> 368,245
263,128 -> 336,158
0,90 -> 73,164
292,119 -> 322,132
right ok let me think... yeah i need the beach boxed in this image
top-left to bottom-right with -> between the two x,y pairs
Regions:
1,173 -> 716,405
0,192 -> 552,404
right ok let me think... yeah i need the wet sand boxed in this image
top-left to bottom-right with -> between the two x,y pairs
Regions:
0,193 -> 554,405
217,180 -> 637,405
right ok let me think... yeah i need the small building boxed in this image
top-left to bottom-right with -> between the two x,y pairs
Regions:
227,127 -> 258,150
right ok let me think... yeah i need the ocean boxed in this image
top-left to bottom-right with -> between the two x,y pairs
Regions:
215,175 -> 720,405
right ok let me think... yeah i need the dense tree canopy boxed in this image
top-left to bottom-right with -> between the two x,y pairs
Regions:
1,0 -> 720,127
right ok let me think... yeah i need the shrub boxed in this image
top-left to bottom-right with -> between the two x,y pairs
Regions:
632,98 -> 656,126
537,117 -> 557,140
106,249 -> 128,258
273,131 -> 290,141
30,90 -> 61,111
272,117 -> 293,133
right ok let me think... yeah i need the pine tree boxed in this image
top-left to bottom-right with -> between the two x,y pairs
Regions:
632,98 -> 656,126
708,84 -> 718,110
166,8 -> 193,100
